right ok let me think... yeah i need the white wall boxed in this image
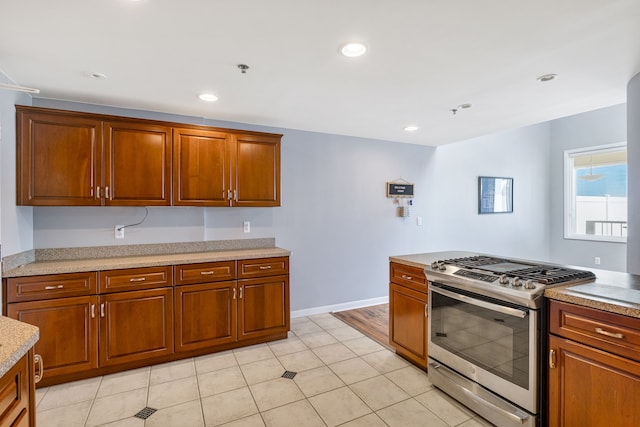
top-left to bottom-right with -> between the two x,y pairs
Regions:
549,104 -> 627,271
425,124 -> 552,262
628,72 -> 640,274
0,73 -> 33,258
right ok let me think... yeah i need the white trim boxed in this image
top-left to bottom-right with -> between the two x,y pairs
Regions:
290,296 -> 389,318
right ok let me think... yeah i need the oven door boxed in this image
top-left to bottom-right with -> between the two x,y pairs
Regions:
428,282 -> 538,414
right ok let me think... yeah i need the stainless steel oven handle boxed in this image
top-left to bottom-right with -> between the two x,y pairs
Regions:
431,284 -> 528,318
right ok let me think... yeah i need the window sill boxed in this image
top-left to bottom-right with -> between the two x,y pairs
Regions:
564,234 -> 627,244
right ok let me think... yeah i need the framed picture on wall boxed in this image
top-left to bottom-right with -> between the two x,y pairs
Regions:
478,176 -> 513,214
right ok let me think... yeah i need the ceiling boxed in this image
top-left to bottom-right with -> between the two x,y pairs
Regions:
1,0 -> 639,146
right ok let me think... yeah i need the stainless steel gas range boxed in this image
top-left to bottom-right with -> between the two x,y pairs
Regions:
425,253 -> 595,427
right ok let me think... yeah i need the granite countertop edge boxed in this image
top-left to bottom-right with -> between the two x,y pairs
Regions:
4,247 -> 291,278
0,316 -> 39,378
390,252 -> 640,320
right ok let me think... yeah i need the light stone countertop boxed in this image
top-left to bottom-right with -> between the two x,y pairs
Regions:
3,247 -> 291,278
0,316 -> 39,377
391,251 -> 640,319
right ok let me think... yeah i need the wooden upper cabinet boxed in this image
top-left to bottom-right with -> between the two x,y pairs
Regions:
15,106 -> 281,207
104,120 -> 172,206
173,127 -> 231,206
232,133 -> 281,207
16,107 -> 102,206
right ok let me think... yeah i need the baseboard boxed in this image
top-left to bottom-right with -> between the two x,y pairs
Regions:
290,296 -> 389,318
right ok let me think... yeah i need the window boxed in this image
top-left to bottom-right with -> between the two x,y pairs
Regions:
564,143 -> 627,242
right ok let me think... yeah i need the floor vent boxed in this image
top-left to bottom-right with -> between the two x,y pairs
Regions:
134,407 -> 157,420
282,370 -> 297,379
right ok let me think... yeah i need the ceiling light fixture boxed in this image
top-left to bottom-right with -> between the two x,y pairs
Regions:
198,93 -> 218,102
339,42 -> 367,57
537,73 -> 558,83
237,64 -> 250,74
450,103 -> 472,115
88,72 -> 107,80
404,125 -> 419,132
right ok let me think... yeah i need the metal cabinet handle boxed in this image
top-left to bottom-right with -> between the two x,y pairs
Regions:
129,277 -> 147,282
233,288 -> 237,300
91,304 -> 96,318
100,303 -> 105,317
34,354 -> 44,383
200,271 -> 215,275
259,265 -> 272,270
239,286 -> 243,299
549,349 -> 556,369
234,189 -> 238,201
44,284 -> 64,290
424,304 -> 428,318
96,186 -> 101,199
401,274 -> 413,280
105,186 -> 110,198
595,327 -> 624,340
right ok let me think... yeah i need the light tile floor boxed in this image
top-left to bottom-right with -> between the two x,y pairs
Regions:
35,313 -> 495,427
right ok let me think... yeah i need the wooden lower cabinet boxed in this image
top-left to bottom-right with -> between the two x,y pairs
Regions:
175,281 -> 237,352
238,275 -> 289,340
99,288 -> 174,366
547,334 -> 640,426
0,350 -> 35,427
389,282 -> 428,368
7,296 -> 99,379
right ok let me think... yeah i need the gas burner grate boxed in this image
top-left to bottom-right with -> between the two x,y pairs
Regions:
443,256 -> 511,268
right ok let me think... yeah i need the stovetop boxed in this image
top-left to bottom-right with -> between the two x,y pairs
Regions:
426,255 -> 596,309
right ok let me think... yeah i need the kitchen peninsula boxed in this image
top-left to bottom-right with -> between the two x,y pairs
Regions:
2,239 -> 290,387
390,251 -> 640,427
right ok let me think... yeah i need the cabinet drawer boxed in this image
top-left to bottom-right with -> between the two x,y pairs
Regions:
550,300 -> 640,363
6,272 -> 97,302
99,266 -> 173,293
389,262 -> 427,292
238,257 -> 289,279
174,261 -> 236,285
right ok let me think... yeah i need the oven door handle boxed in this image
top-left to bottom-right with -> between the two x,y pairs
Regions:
431,285 -> 528,318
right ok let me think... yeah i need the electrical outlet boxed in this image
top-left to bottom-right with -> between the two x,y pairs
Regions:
115,225 -> 125,239
417,216 -> 423,226
243,221 -> 250,233
595,256 -> 601,265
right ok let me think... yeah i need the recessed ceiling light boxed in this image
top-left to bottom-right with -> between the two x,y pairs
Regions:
339,42 -> 367,57
404,125 -> 419,132
537,73 -> 558,83
198,93 -> 218,102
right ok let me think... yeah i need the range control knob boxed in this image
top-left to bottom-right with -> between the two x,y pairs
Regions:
438,263 -> 447,271
511,277 -> 523,287
524,280 -> 536,289
498,275 -> 510,285
430,261 -> 440,269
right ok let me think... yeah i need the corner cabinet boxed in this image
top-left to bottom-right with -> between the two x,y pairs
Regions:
547,300 -> 640,426
16,106 -> 281,207
389,262 -> 428,369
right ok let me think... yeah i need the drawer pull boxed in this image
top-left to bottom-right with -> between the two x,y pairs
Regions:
129,277 -> 147,282
44,284 -> 64,290
595,327 -> 624,340
401,274 -> 413,280
549,349 -> 556,369
200,271 -> 215,275
259,266 -> 272,270
34,354 -> 44,383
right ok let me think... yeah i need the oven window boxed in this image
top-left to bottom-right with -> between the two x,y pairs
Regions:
430,289 -> 530,389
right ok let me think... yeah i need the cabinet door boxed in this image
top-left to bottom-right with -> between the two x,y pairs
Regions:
238,276 -> 289,340
231,133 -> 281,207
0,350 -> 32,427
175,281 -> 237,352
16,108 -> 102,206
7,296 -> 99,379
548,334 -> 640,426
104,120 -> 172,206
173,127 -> 231,206
389,283 -> 428,368
99,288 -> 173,366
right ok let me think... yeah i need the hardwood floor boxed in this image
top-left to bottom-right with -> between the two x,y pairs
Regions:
332,304 -> 391,349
